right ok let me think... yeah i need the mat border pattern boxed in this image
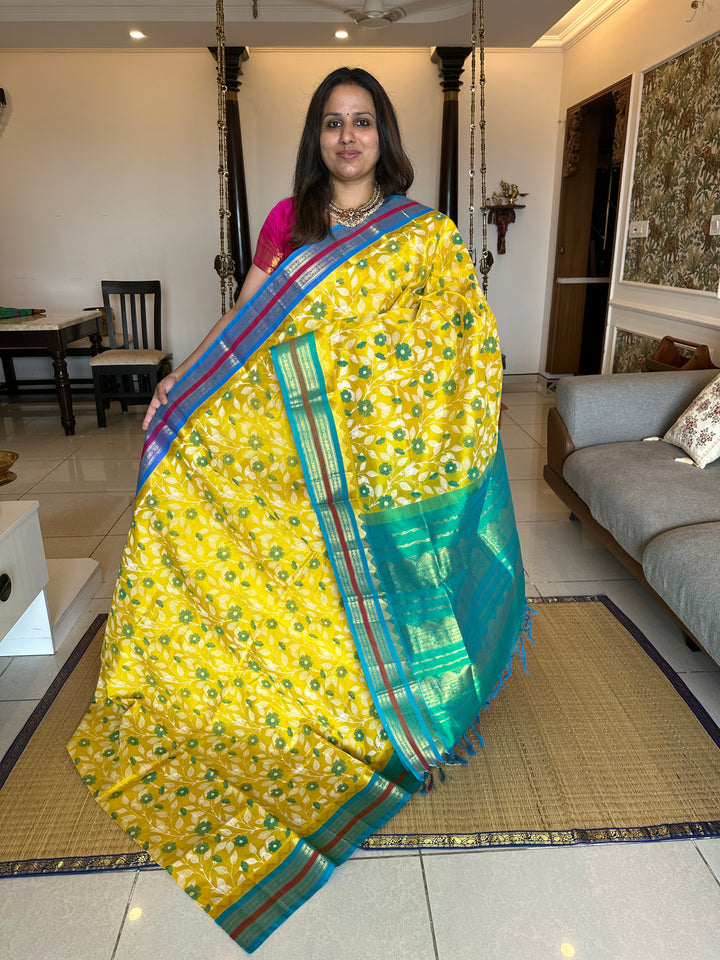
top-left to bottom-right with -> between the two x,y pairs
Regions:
0,614 -> 155,877
361,595 -> 720,850
2,598 -> 720,877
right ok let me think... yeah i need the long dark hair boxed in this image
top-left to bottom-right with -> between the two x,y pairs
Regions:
292,67 -> 414,247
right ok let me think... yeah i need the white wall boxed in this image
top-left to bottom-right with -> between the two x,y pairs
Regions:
0,48 -> 443,378
548,0 -> 720,374
5,9 -> 712,388
0,50 -> 220,378
0,44 -> 562,386
238,49 -> 442,252
457,48 -> 564,375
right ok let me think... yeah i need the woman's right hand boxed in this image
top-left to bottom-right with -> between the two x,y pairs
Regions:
140,267 -> 267,432
142,372 -> 180,431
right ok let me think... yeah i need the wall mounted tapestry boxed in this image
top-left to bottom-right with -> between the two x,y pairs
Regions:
612,330 -> 662,373
623,33 -> 720,292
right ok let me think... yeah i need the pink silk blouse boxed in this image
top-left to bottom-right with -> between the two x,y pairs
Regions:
253,198 -> 297,275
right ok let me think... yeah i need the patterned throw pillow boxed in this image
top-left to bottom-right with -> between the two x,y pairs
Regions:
663,372 -> 720,468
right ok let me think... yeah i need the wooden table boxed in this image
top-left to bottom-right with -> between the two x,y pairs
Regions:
0,310 -> 103,435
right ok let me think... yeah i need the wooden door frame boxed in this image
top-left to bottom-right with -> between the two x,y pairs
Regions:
545,77 -> 631,375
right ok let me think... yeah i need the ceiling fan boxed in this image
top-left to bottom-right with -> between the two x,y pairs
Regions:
344,0 -> 407,29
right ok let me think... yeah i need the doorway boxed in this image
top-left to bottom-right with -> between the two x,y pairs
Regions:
545,78 -> 631,375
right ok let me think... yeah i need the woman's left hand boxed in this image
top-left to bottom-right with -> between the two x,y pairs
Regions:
142,371 -> 179,431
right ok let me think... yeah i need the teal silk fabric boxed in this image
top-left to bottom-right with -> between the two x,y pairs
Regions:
362,446 -> 525,756
273,331 -> 526,780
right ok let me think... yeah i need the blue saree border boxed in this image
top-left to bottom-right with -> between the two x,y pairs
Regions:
138,196 -> 431,492
361,595 -> 720,851
270,331 -> 527,782
215,769 -> 412,953
271,332 -> 443,779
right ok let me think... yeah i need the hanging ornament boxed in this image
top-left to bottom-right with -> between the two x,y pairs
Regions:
468,0 -> 493,295
214,0 -> 235,314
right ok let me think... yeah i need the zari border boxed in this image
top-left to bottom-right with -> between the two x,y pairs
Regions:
271,331 -> 442,780
360,820 -> 720,850
361,594 -> 720,850
139,196 -> 431,492
0,851 -> 155,878
216,769 -> 411,953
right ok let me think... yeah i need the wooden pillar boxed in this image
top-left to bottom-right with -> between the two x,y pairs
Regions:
431,46 -> 472,222
210,46 -> 252,293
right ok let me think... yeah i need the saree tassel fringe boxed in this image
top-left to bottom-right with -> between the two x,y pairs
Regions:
67,198 -> 527,954
419,603 -> 535,796
482,603 -> 536,711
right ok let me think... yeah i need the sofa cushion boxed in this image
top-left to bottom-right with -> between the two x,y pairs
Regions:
563,440 -> 720,561
642,522 -> 720,663
556,370 -> 717,450
664,372 -> 720,469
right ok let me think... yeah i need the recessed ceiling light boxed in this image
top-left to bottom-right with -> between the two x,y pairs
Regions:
335,29 -> 349,39
129,30 -> 146,40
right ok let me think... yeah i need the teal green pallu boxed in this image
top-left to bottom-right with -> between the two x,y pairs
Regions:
272,331 -> 527,783
68,202 -> 530,954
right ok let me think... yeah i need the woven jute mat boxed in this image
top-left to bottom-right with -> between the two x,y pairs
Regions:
1,597 -> 719,876
366,596 -> 720,848
0,615 -> 143,875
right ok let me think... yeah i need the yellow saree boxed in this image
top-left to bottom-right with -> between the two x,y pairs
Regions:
68,197 -> 527,952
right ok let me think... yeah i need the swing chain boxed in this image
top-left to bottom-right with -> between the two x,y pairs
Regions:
468,0 -> 493,295
214,0 -> 235,314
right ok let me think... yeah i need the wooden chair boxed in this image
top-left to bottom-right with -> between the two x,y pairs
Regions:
89,280 -> 172,428
67,306 -> 132,356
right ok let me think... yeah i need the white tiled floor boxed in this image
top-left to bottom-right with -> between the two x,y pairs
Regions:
1,389 -> 720,959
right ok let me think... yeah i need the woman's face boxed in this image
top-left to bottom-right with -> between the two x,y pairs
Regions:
319,84 -> 380,193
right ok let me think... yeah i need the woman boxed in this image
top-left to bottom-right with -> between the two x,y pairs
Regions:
69,67 -> 527,954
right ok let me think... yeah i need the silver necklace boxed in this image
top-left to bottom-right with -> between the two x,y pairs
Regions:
328,185 -> 383,228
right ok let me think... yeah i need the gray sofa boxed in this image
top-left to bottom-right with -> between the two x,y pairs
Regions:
544,369 -> 720,666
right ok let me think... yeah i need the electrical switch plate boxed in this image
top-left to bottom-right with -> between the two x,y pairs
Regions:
629,220 -> 649,238
710,215 -> 720,236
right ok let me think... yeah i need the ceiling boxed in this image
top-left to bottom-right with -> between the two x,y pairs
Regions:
0,0 -> 596,49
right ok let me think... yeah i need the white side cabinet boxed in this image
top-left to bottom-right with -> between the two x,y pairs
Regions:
0,500 -> 101,656
0,501 -> 52,654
